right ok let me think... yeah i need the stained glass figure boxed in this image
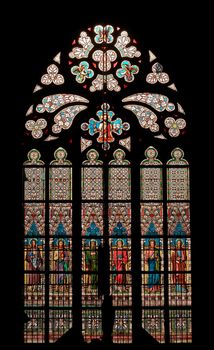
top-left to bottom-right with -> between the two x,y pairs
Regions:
168,234 -> 191,271
49,217 -> 72,307
81,221 -> 102,302
110,234 -> 132,306
49,148 -> 72,200
141,225 -> 163,271
169,310 -> 192,343
24,236 -> 44,273
168,237 -> 191,274
81,103 -> 129,150
109,149 -> 131,200
49,237 -> 72,271
141,238 -> 163,290
142,310 -> 165,343
140,147 -> 162,200
109,203 -> 132,308
24,149 -> 45,200
82,149 -> 103,200
81,203 -> 103,308
24,310 -> 45,343
168,223 -> 191,308
167,148 -> 189,200
82,238 -> 102,307
24,203 -> 45,307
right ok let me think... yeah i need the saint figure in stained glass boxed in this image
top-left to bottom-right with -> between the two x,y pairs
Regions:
145,239 -> 161,292
144,223 -> 162,292
53,240 -> 69,286
171,239 -> 188,292
112,239 -> 128,285
111,222 -> 129,287
25,238 -> 43,288
85,239 -> 99,289
84,221 -> 101,289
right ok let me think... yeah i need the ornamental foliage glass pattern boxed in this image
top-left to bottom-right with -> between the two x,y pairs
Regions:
23,23 -> 192,345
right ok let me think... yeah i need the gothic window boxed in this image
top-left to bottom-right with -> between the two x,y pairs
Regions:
22,24 -> 192,346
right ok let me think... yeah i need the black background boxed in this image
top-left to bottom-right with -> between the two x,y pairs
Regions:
3,1 -> 209,348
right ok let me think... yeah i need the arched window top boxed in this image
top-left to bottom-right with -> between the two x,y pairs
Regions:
167,148 -> 188,165
109,149 -> 130,165
24,149 -> 44,165
140,146 -> 162,165
24,24 -> 187,147
82,149 -> 103,165
50,147 -> 71,165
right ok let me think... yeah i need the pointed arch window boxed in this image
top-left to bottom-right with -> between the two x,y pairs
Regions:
22,24 -> 192,346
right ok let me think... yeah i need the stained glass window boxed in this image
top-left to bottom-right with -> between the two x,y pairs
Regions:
49,147 -> 72,200
22,23 -> 192,346
167,148 -> 189,201
82,149 -> 103,200
167,149 -> 191,341
109,149 -> 131,200
23,147 -> 73,343
24,149 -> 45,200
140,147 -> 162,200
140,146 -> 164,339
108,147 -> 132,342
81,203 -> 103,308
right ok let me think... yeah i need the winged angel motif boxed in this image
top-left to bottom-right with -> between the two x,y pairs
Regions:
25,25 -> 187,145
